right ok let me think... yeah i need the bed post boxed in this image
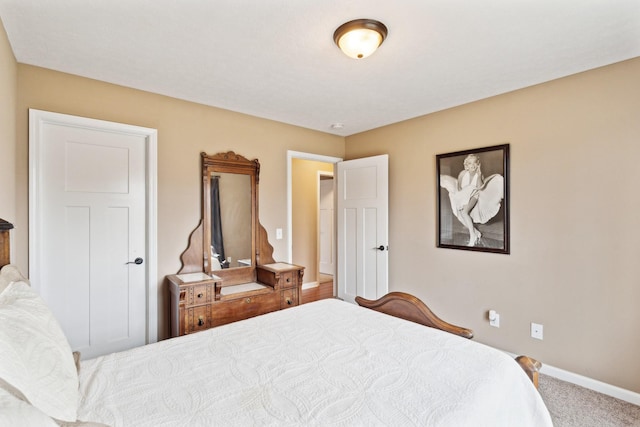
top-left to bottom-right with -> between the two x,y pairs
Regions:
515,355 -> 542,389
0,219 -> 14,268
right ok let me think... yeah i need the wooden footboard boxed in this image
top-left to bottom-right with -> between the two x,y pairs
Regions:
355,292 -> 542,388
355,292 -> 474,339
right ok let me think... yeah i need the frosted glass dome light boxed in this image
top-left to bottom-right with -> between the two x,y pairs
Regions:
334,19 -> 388,59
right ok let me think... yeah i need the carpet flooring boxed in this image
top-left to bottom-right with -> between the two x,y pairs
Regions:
538,374 -> 640,426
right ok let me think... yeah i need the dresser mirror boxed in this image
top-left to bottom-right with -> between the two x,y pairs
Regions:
179,151 -> 275,285
207,172 -> 252,271
202,151 -> 258,285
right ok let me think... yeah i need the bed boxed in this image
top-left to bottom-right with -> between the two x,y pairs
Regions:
0,262 -> 552,426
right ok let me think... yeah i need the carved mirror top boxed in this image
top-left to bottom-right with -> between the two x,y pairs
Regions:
202,151 -> 260,180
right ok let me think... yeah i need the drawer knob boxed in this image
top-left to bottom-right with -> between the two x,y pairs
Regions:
198,316 -> 205,326
245,298 -> 251,303
286,298 -> 292,305
286,278 -> 291,283
197,293 -> 204,298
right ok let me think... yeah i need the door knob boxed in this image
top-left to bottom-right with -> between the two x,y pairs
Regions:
126,257 -> 144,265
374,245 -> 387,251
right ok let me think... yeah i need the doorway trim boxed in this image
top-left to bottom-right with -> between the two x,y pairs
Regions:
28,109 -> 159,344
286,151 -> 342,265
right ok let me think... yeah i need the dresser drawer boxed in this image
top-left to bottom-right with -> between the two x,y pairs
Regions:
279,271 -> 295,288
167,274 -> 219,338
280,287 -> 298,309
211,292 -> 279,327
186,304 -> 211,334
187,283 -> 212,306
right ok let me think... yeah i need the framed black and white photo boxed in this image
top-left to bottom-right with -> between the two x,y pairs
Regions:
436,144 -> 509,254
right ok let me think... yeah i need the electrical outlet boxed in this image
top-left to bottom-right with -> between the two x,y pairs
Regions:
276,228 -> 283,240
489,310 -> 500,328
531,323 -> 543,340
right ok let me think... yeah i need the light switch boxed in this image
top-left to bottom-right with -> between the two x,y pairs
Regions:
276,228 -> 283,240
489,310 -> 500,328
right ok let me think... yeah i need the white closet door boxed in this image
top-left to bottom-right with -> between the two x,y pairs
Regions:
30,109 -> 156,359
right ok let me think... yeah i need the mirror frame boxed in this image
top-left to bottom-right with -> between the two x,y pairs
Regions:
178,151 -> 275,283
202,151 -> 259,284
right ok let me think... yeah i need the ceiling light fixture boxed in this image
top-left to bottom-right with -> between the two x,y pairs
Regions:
333,19 -> 388,59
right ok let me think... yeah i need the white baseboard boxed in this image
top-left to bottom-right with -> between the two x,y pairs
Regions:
504,351 -> 640,405
301,281 -> 318,290
540,362 -> 640,406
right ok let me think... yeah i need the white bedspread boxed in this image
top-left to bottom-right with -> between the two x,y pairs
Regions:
77,299 -> 552,426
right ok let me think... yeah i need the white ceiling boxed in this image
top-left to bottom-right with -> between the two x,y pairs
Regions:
1,1 -> 639,136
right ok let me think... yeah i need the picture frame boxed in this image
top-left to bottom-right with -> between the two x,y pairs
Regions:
436,144 -> 510,254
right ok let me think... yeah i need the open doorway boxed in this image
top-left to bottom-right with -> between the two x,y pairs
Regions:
318,172 -> 334,278
317,172 -> 334,298
287,151 -> 342,302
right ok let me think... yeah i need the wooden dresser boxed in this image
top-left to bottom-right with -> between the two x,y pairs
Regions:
170,151 -> 308,338
168,263 -> 304,337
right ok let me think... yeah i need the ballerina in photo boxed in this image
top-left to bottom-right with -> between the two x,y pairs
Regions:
439,154 -> 504,247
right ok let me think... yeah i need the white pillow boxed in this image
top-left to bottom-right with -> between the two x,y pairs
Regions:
0,383 -> 59,427
0,264 -> 29,293
0,281 -> 79,422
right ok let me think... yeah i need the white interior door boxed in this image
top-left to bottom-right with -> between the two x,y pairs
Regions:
337,155 -> 389,303
29,110 -> 157,359
318,176 -> 334,275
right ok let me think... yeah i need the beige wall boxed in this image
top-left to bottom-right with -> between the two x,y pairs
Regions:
345,57 -> 640,393
0,19 -> 17,234
14,65 -> 344,339
292,159 -> 334,283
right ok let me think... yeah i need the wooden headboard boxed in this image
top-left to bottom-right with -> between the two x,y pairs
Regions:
0,218 -> 14,268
